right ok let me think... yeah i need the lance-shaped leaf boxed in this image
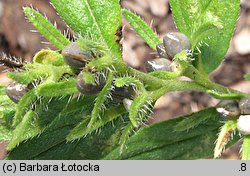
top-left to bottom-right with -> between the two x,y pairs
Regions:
50,0 -> 122,59
37,79 -> 78,97
149,71 -> 181,80
119,122 -> 134,154
7,111 -> 41,150
122,9 -> 161,50
88,73 -> 114,128
207,90 -> 247,100
23,7 -> 70,50
6,96 -> 73,150
6,96 -> 95,158
170,0 -> 240,73
6,100 -> 124,160
66,106 -> 126,141
104,108 -> 238,159
214,120 -> 237,158
129,94 -> 152,127
12,89 -> 37,126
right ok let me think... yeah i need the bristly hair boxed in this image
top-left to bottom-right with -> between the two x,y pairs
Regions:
0,52 -> 25,69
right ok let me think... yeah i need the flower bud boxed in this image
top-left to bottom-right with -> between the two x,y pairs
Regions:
111,86 -> 135,103
163,32 -> 191,58
6,81 -> 31,103
145,58 -> 172,72
76,72 -> 104,95
62,42 -> 93,69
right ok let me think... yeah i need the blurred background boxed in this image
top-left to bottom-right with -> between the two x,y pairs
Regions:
1,0 -> 250,159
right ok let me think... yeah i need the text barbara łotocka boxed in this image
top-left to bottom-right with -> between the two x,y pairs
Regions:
2,162 -> 100,173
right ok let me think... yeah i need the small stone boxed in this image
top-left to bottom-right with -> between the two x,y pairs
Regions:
237,115 -> 250,135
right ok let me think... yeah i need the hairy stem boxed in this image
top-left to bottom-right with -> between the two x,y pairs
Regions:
183,65 -> 240,94
94,58 -> 244,100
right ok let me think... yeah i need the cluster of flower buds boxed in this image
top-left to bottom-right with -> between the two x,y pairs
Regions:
62,42 -> 135,109
216,97 -> 250,135
144,32 -> 191,72
62,42 -> 105,96
5,32 -> 191,109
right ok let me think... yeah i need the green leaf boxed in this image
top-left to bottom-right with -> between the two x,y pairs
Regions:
37,79 -> 78,97
0,110 -> 14,142
119,122 -> 134,154
6,97 -> 125,159
0,86 -> 16,118
77,37 -> 107,58
12,89 -> 37,126
114,77 -> 144,92
0,86 -> 15,141
214,120 -> 237,158
86,55 -> 114,72
51,0 -> 122,59
88,72 -> 113,127
0,125 -> 13,141
174,107 -> 219,132
122,9 -> 161,50
23,7 -> 70,50
7,96 -> 71,149
6,95 -> 75,150
7,111 -> 41,150
67,106 -> 126,141
7,64 -> 73,85
34,119 -> 123,160
6,96 -> 93,159
170,0 -> 240,73
104,108 -> 230,159
207,90 -> 247,100
149,71 -> 181,80
242,135 -> 250,160
7,70 -> 47,85
129,94 -> 151,127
